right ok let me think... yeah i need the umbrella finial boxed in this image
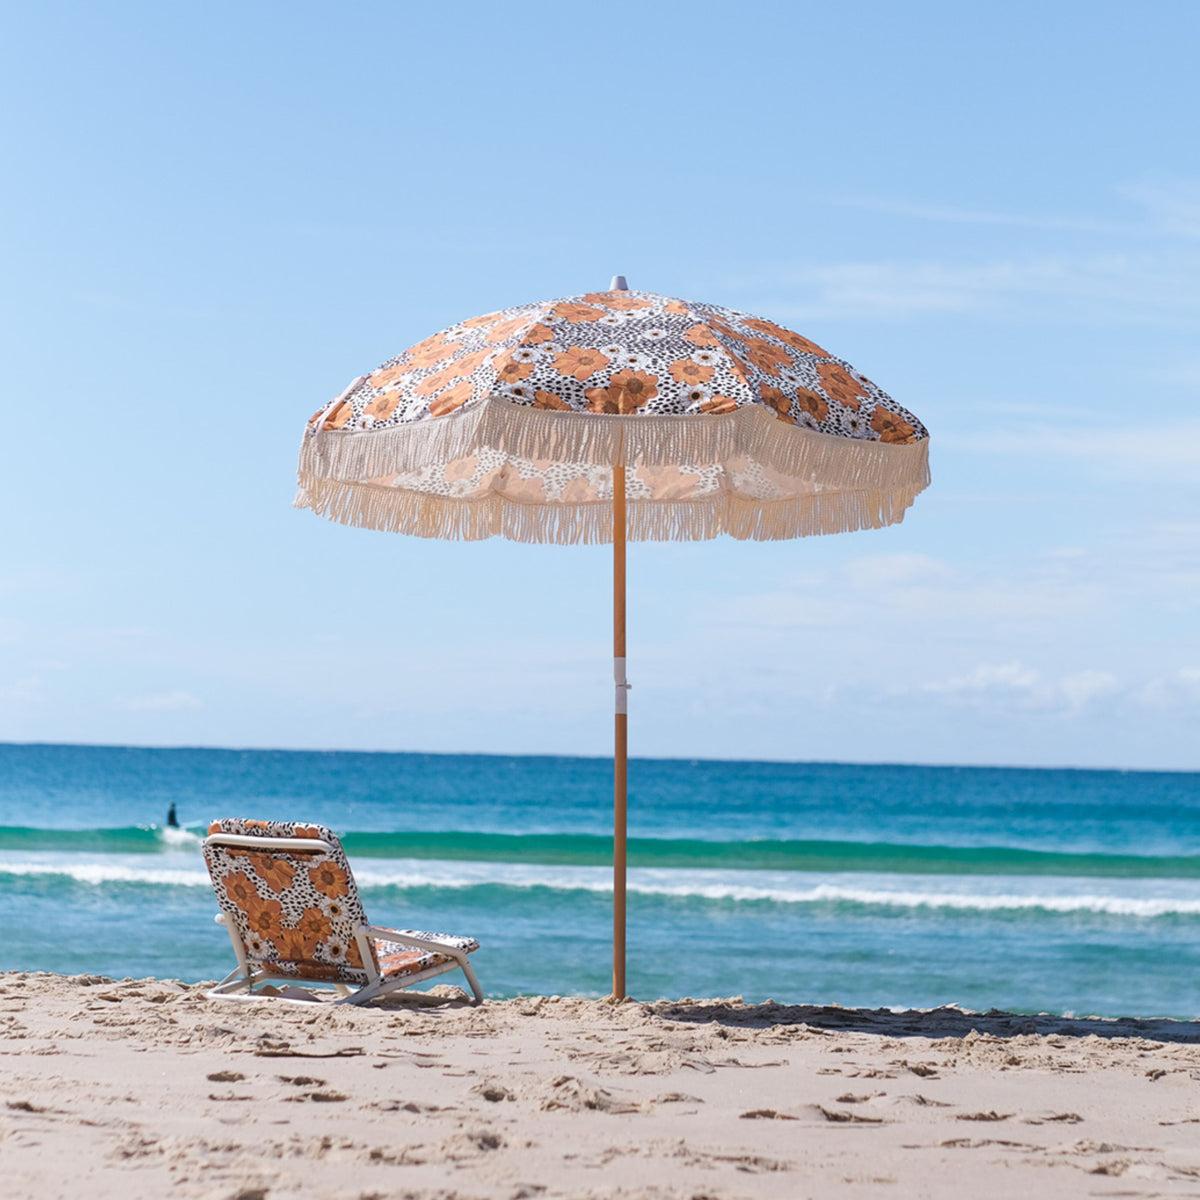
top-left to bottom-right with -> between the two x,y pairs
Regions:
610,275 -> 629,291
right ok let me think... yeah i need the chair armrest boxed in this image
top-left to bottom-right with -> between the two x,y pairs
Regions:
363,925 -> 470,964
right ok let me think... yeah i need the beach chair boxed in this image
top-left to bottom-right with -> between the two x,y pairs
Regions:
201,818 -> 483,1005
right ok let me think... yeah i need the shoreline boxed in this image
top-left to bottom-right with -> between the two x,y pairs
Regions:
3,973 -> 1199,1198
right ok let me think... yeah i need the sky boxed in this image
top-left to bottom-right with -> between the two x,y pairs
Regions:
2,1 -> 1199,770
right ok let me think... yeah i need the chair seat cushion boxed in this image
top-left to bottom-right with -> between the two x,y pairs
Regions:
375,931 -> 480,979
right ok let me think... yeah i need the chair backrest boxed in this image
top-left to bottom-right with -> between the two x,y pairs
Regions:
202,818 -> 377,984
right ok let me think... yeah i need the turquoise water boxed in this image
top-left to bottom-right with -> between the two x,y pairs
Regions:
2,744 -> 1198,1017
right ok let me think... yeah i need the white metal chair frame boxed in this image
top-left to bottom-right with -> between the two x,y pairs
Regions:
204,831 -> 483,1006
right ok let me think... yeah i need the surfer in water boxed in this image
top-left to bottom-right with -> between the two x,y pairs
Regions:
166,803 -> 179,829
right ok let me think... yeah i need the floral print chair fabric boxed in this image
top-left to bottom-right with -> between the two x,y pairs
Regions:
202,818 -> 482,1005
296,286 -> 930,544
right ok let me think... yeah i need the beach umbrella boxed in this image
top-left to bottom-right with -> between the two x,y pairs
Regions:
296,278 -> 930,999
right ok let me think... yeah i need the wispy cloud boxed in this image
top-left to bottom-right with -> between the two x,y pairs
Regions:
1132,668 -> 1200,710
1147,360 -> 1200,387
840,180 -> 1200,240
113,691 -> 203,713
1119,180 -> 1200,239
0,675 -> 44,706
940,422 -> 1200,476
921,662 -> 1120,711
736,180 -> 1200,323
838,196 -> 1129,235
753,254 -> 1200,322
715,551 -> 1104,632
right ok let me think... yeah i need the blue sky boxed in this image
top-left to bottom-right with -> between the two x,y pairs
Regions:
2,1 -> 1198,769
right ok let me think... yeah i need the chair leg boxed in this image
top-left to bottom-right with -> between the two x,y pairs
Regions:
460,959 -> 484,1005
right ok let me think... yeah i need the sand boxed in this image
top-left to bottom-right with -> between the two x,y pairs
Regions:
1,973 -> 1199,1199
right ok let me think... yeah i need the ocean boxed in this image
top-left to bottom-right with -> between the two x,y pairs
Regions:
2,743 -> 1198,1017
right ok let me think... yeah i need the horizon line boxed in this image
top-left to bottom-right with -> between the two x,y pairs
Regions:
1,739 -> 1196,777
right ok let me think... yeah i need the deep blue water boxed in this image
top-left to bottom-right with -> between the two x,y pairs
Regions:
1,743 -> 1198,1016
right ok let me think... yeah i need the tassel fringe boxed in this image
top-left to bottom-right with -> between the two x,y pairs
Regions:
295,475 -> 924,544
299,401 -> 930,497
294,401 -> 930,543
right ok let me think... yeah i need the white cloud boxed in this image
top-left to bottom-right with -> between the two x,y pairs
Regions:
939,422 -> 1200,475
735,251 -> 1200,323
924,662 -> 1041,695
716,552 -> 1103,633
1119,180 -> 1200,239
772,260 -> 1068,317
0,675 -> 44,706
1059,670 -> 1120,707
1133,669 -> 1200,710
840,180 -> 1200,241
842,552 -> 950,589
1145,361 -> 1200,387
919,663 -> 1119,712
114,690 -> 203,713
838,196 -> 1129,234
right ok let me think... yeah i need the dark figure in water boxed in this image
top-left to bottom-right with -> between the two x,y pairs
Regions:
166,803 -> 178,829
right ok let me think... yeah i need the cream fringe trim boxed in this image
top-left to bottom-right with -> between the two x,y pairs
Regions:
295,477 -> 925,544
299,400 -> 931,497
295,400 -> 931,543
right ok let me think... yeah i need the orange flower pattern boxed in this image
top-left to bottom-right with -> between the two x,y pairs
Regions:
363,390 -> 401,422
551,301 -> 605,323
429,381 -> 474,418
742,337 -> 792,374
584,369 -> 658,414
400,334 -> 462,371
204,821 -> 373,983
683,323 -> 719,347
796,388 -> 829,424
203,819 -> 478,986
309,860 -> 351,899
244,851 -> 295,894
308,289 -> 926,443
492,353 -> 536,386
554,345 -> 610,381
581,291 -> 653,312
759,385 -> 796,423
870,407 -> 917,443
743,317 -> 829,358
482,316 -> 529,344
817,362 -> 869,412
367,363 -> 411,391
668,359 -> 714,386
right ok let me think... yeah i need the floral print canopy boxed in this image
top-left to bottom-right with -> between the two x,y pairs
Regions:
296,286 -> 930,543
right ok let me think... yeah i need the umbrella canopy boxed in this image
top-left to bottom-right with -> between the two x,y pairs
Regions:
296,280 -> 930,999
297,283 -> 928,544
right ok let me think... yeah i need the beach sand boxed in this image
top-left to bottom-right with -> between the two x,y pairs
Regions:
2,973 -> 1199,1199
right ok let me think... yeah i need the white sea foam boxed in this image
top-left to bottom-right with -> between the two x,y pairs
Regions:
0,861 -> 210,888
158,827 -> 202,848
2,852 -> 1200,917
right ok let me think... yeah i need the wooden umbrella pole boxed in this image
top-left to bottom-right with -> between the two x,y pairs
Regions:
612,461 -> 628,1000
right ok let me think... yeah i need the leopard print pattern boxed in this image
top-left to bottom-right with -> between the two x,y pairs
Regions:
377,932 -> 479,980
312,289 -> 925,445
203,818 -> 375,984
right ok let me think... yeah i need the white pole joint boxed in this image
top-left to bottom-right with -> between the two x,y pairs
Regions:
614,656 -> 631,715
